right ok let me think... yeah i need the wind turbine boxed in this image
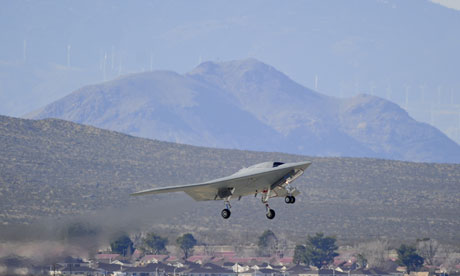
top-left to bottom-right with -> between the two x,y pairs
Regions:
23,39 -> 27,62
315,75 -> 319,90
339,81 -> 345,98
419,84 -> 425,104
404,85 -> 410,110
111,46 -> 115,71
370,81 -> 376,96
437,85 -> 442,105
386,83 -> 392,101
103,52 -> 107,81
430,104 -> 434,126
67,44 -> 71,68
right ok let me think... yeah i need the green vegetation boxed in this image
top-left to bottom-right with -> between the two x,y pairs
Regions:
142,232 -> 168,254
397,244 -> 424,273
257,230 -> 278,257
110,234 -> 134,257
306,233 -> 339,268
293,244 -> 307,265
177,233 -> 197,259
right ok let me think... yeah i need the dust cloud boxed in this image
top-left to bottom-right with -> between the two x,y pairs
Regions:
0,196 -> 198,265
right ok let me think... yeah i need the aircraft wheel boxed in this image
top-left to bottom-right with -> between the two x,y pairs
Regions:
285,196 -> 291,204
266,209 -> 275,220
221,209 -> 231,219
285,196 -> 296,204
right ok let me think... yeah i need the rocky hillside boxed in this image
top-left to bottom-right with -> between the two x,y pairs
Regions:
1,115 -> 459,244
28,59 -> 460,163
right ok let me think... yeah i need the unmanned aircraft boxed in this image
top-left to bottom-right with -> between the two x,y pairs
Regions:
131,161 -> 311,219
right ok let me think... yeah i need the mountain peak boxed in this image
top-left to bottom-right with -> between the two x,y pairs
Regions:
28,59 -> 460,163
189,58 -> 282,82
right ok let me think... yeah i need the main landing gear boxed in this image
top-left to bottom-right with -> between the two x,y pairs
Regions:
220,190 -> 295,220
221,198 -> 232,219
221,208 -> 231,219
285,195 -> 295,204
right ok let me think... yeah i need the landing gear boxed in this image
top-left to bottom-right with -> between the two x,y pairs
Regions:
221,208 -> 231,219
261,188 -> 277,220
221,196 -> 232,219
285,195 -> 295,204
266,208 -> 275,219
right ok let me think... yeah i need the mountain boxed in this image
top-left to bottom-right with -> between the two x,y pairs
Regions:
1,115 -> 459,244
28,59 -> 460,163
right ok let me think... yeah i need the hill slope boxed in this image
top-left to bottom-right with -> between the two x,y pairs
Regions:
1,115 -> 459,243
28,59 -> 460,163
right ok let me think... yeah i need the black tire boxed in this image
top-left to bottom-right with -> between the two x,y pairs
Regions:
291,196 -> 295,204
266,209 -> 275,219
285,196 -> 291,204
221,209 -> 231,219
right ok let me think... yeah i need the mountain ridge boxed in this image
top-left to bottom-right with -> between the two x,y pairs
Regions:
27,59 -> 460,163
1,114 -> 459,243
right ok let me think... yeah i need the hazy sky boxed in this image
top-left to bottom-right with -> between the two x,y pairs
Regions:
1,0 -> 459,143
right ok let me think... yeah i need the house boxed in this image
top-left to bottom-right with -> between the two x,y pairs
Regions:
141,255 -> 170,264
122,263 -> 166,276
287,264 -> 312,276
300,269 -> 347,276
96,263 -> 124,276
112,260 -> 134,267
239,269 -> 267,276
232,263 -> 250,272
187,256 -> 213,264
95,254 -> 121,264
258,268 -> 285,276
350,268 -> 393,276
279,258 -> 293,266
56,264 -> 103,275
59,256 -> 91,268
185,265 -> 236,276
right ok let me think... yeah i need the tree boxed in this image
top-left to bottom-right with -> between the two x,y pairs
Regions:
176,233 -> 197,259
357,240 -> 389,268
416,238 -> 439,266
142,232 -> 168,254
257,230 -> 278,257
110,234 -> 134,256
304,232 -> 339,269
356,253 -> 368,268
397,244 -> 424,273
293,244 -> 307,265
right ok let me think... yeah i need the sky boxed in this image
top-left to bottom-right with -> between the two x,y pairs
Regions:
0,0 -> 459,144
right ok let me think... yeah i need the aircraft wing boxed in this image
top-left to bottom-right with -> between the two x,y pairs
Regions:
130,161 -> 311,201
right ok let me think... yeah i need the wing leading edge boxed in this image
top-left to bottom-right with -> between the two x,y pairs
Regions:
130,161 -> 311,201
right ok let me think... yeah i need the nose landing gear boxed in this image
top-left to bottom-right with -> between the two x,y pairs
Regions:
266,205 -> 275,220
261,189 -> 276,220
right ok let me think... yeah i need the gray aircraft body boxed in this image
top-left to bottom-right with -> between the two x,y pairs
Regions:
131,161 -> 311,219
